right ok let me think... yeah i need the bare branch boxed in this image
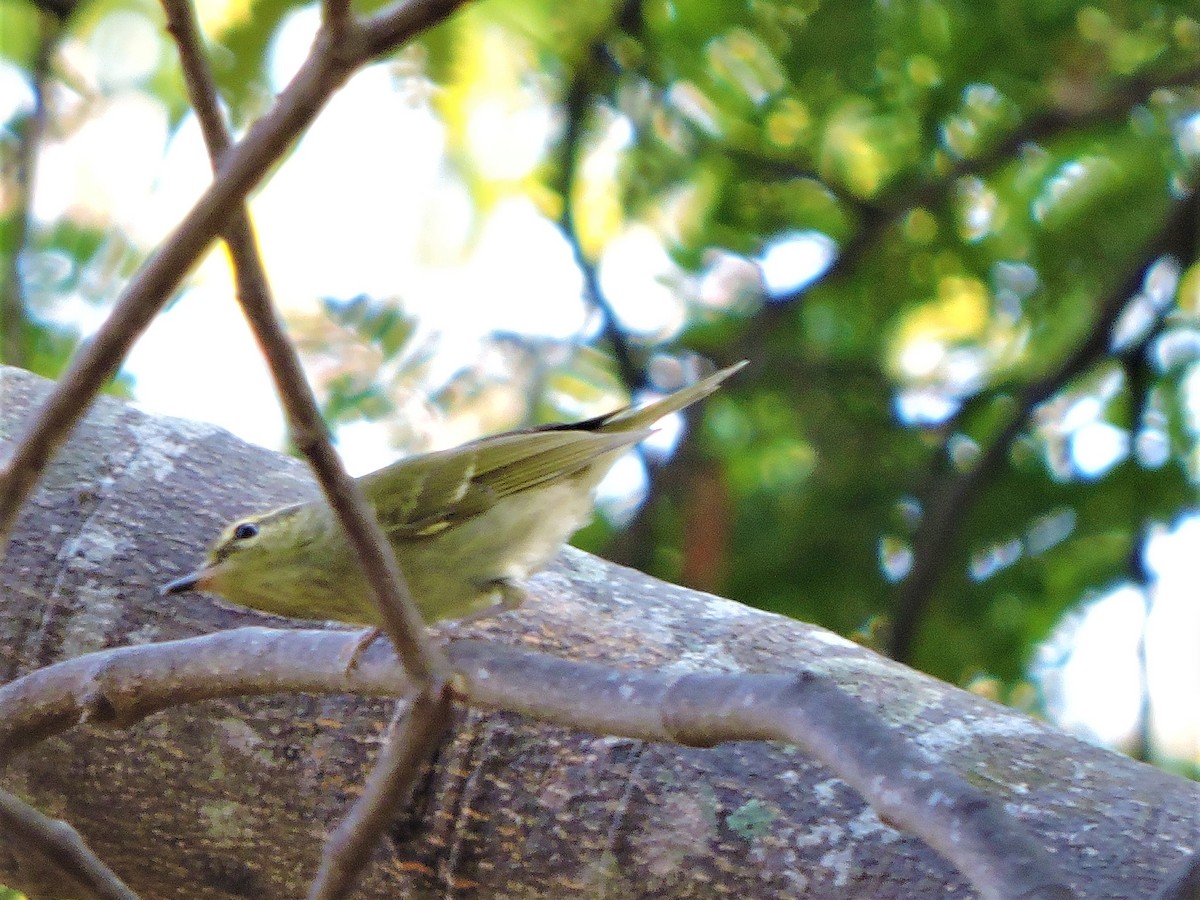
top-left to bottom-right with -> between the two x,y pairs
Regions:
160,0 -> 446,684
0,628 -> 411,764
160,9 -> 454,888
358,0 -> 465,58
161,1 -> 231,157
0,0 -> 470,552
321,0 -> 353,37
0,626 -> 1073,899
309,686 -> 454,899
0,788 -> 139,900
450,641 -> 1074,900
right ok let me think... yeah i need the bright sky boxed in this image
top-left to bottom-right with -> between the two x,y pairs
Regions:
1,3 -> 1197,768
1038,516 -> 1200,759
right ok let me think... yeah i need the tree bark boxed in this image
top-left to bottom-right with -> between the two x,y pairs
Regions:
1,364 -> 1197,898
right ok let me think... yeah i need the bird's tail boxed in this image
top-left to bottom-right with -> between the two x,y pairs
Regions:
602,360 -> 747,432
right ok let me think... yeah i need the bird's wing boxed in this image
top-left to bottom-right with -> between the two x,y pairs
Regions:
360,361 -> 747,538
362,429 -> 648,537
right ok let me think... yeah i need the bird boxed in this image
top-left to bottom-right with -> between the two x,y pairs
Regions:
162,360 -> 746,626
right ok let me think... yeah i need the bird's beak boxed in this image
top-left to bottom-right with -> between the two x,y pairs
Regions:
160,568 -> 211,596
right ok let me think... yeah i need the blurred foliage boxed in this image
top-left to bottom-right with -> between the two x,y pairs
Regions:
3,0 -> 1200,774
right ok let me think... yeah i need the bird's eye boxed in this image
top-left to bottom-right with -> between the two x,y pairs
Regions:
232,522 -> 259,541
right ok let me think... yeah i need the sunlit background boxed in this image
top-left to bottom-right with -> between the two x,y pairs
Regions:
3,0 -> 1200,775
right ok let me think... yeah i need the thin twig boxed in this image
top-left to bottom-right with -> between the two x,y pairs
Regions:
0,14 -> 62,369
308,686 -> 454,899
358,0 -> 460,57
889,193 -> 1200,661
0,787 -> 139,900
321,0 -> 352,37
161,0 -> 446,683
161,8 -> 453,893
0,0 -> 467,552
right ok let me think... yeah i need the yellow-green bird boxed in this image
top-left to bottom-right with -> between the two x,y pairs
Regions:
162,361 -> 745,626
